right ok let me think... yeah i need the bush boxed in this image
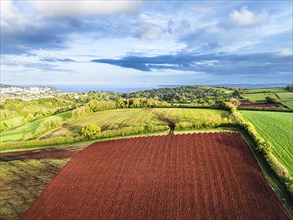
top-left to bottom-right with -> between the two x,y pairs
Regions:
265,96 -> 278,104
267,153 -> 289,178
36,117 -> 63,136
82,124 -> 101,139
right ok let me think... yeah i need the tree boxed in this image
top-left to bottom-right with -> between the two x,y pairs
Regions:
82,124 -> 101,139
286,84 -> 293,91
265,96 -> 277,104
116,98 -> 126,108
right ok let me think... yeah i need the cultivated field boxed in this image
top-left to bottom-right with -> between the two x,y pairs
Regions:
0,142 -> 90,220
0,111 -> 72,143
244,88 -> 286,93
23,133 -> 290,219
238,102 -> 285,109
283,101 -> 293,109
243,92 -> 279,101
44,108 -> 230,138
241,111 -> 293,177
277,92 -> 293,100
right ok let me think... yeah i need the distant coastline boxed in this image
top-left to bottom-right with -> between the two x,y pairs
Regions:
1,83 -> 290,93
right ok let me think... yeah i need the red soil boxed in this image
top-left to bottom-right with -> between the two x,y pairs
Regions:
22,133 -> 291,220
238,103 -> 284,109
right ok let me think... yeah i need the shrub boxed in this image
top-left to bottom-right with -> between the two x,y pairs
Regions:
265,96 -> 278,104
82,124 -> 101,139
36,117 -> 63,135
267,153 -> 289,178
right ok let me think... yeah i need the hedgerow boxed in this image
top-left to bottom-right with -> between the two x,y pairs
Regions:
225,102 -> 293,197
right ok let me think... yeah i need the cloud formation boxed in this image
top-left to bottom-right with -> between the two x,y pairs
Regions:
1,0 -> 292,85
91,51 -> 292,77
229,6 -> 268,27
30,1 -> 141,17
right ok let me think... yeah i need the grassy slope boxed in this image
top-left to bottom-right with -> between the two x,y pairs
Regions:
0,111 -> 72,143
283,101 -> 293,109
241,111 -> 293,177
46,108 -> 230,138
277,92 -> 293,99
245,88 -> 286,93
1,116 -> 24,129
0,158 -> 69,220
243,92 -> 279,101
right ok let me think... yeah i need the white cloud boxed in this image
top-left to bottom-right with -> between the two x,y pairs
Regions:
278,49 -> 293,56
30,0 -> 141,18
0,0 -> 29,28
229,6 -> 268,26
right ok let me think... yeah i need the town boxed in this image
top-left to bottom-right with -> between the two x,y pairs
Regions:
0,84 -> 80,102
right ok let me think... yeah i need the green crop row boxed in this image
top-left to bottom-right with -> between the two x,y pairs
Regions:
228,106 -> 293,198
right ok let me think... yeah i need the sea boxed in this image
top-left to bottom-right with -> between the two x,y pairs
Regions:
15,83 -> 290,93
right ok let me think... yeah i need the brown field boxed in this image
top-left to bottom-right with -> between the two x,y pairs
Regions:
22,133 -> 290,220
238,102 -> 285,109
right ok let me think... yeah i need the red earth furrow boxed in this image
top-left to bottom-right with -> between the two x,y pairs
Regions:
212,134 -> 243,219
22,133 -> 291,220
220,133 -> 255,218
188,134 -> 203,219
206,133 -> 228,219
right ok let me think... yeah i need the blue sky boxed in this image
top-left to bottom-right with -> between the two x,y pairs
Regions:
1,0 -> 292,85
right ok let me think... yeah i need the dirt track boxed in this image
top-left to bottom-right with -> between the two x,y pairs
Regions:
22,133 -> 291,220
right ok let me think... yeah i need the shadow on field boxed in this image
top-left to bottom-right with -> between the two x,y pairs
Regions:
0,148 -> 79,162
156,113 -> 177,134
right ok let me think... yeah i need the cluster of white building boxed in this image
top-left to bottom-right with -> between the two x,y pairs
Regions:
0,86 -> 57,102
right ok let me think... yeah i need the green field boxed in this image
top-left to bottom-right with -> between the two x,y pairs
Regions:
45,108 -> 230,138
1,116 -> 24,130
245,88 -> 286,93
243,92 -> 279,101
282,101 -> 293,109
277,92 -> 293,100
241,111 -> 293,177
0,111 -> 72,143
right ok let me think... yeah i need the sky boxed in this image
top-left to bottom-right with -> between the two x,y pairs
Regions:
0,0 -> 292,85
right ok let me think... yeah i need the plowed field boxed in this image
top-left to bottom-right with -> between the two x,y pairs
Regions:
22,133 -> 291,220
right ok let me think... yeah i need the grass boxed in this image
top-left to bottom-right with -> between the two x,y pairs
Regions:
277,92 -> 293,100
243,92 -> 279,101
245,88 -> 286,93
282,101 -> 293,109
0,111 -> 72,143
45,108 -> 230,138
240,131 -> 293,216
241,110 -> 293,177
1,116 -> 25,130
0,158 -> 69,220
0,141 -> 91,219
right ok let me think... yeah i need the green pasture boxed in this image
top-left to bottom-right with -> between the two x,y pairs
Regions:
45,108 -> 230,138
241,111 -> 293,177
277,92 -> 293,100
0,111 -> 72,143
243,93 -> 279,101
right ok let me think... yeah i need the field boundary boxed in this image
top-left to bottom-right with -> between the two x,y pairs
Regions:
239,130 -> 293,215
0,127 -> 237,153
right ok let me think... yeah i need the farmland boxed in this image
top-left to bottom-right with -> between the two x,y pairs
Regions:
283,101 -> 293,109
241,111 -> 293,177
277,92 -> 293,99
23,133 -> 290,219
0,111 -> 72,143
243,87 -> 286,93
45,108 -> 230,138
242,92 -> 279,101
0,142 -> 90,220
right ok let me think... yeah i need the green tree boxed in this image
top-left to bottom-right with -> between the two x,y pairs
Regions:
82,124 -> 101,139
286,84 -> 293,91
266,96 -> 278,104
